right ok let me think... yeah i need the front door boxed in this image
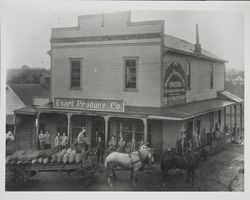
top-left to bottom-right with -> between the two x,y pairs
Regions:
92,119 -> 105,146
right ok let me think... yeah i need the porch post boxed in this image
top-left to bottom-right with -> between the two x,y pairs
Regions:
35,112 -> 41,150
224,107 -> 226,133
210,112 -> 213,150
104,116 -> 110,148
142,118 -> 148,144
13,115 -> 17,150
67,113 -> 72,146
132,120 -> 136,141
230,106 -> 232,140
240,103 -> 243,138
234,104 -> 237,139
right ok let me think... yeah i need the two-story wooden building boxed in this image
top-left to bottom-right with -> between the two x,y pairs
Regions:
14,12 -> 243,157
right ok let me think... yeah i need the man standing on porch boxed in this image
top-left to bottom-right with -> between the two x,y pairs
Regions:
77,127 -> 90,154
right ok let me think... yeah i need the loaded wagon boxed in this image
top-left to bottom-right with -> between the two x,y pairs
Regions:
6,148 -> 101,190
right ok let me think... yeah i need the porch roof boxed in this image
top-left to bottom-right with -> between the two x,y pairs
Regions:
14,105 -> 37,115
15,98 -> 236,121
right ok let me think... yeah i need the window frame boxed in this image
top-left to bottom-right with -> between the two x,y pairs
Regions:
186,62 -> 191,90
123,57 -> 139,92
210,64 -> 214,89
69,58 -> 83,90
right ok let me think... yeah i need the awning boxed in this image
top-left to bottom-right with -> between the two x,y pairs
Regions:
6,115 -> 15,125
37,98 -> 236,121
218,91 -> 244,103
148,98 -> 236,120
14,105 -> 37,115
15,98 -> 236,121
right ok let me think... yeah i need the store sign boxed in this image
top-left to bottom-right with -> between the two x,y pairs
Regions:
53,98 -> 124,112
164,62 -> 186,106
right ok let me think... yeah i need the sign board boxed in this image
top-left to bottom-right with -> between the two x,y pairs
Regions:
164,62 -> 186,107
53,98 -> 125,112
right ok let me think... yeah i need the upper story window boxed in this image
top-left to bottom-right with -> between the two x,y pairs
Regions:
124,58 -> 138,90
210,65 -> 213,89
70,58 -> 82,88
186,63 -> 191,90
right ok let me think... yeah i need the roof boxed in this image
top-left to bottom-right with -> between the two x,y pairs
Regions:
14,105 -> 37,115
6,115 -> 15,125
164,34 -> 226,63
218,91 -> 244,103
18,98 -> 236,120
8,83 -> 50,106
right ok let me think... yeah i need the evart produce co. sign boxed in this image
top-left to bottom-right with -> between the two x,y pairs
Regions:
164,62 -> 186,106
53,98 -> 124,112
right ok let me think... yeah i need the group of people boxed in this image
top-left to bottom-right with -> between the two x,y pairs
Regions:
39,127 -> 146,164
108,135 -> 145,153
55,132 -> 69,151
38,130 -> 68,150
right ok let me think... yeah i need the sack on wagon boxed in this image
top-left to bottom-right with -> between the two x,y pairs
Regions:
57,148 -> 67,163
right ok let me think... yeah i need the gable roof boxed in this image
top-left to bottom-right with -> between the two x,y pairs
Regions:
164,34 -> 226,63
8,83 -> 50,106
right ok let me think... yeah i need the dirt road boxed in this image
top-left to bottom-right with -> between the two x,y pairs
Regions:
8,143 -> 244,191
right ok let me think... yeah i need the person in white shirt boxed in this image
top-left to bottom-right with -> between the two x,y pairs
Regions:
61,132 -> 68,149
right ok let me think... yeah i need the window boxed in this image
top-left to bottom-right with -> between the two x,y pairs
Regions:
70,59 -> 81,88
124,58 -> 138,90
186,63 -> 191,90
210,65 -> 213,89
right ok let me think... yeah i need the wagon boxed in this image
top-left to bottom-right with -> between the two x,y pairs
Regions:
6,154 -> 101,190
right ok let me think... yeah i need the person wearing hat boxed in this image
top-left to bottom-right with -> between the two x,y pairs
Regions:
77,127 -> 90,154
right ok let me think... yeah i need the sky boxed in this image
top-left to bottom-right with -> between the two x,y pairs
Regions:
2,8 -> 245,71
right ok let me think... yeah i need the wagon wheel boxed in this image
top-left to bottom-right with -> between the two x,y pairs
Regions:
6,168 -> 25,190
74,168 -> 92,187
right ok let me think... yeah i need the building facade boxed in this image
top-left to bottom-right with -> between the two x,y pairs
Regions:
14,12 -> 243,157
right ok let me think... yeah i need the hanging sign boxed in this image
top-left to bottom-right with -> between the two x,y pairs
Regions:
54,98 -> 124,112
164,62 -> 186,106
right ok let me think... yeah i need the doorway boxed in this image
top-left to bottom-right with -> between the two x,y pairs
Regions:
92,118 -> 105,146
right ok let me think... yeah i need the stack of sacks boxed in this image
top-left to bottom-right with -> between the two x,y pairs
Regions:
75,153 -> 82,164
6,150 -> 41,164
57,149 -> 67,163
63,148 -> 73,164
69,149 -> 77,163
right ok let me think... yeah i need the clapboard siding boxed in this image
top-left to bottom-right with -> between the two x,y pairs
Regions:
164,53 -> 225,104
52,12 -> 163,38
149,120 -> 163,158
16,118 -> 35,150
6,87 -> 25,115
52,42 -> 162,107
51,12 -> 163,107
162,120 -> 183,152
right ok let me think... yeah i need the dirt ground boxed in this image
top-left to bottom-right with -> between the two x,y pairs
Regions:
7,143 -> 244,191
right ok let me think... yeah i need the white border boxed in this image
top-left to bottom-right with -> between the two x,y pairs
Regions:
1,1 -> 250,200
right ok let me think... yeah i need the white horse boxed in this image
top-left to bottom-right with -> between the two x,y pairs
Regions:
104,147 -> 154,188
6,131 -> 14,143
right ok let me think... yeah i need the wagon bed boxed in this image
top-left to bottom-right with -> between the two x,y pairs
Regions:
6,161 -> 100,189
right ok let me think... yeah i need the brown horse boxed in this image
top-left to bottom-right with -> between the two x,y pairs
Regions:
104,147 -> 153,188
161,146 -> 208,186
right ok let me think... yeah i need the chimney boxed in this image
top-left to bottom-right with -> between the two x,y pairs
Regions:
194,24 -> 201,54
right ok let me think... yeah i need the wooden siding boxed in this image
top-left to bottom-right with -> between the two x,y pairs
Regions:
164,53 -> 225,104
149,120 -> 163,158
52,12 -> 163,39
52,43 -> 162,107
6,87 -> 25,115
15,117 -> 35,150
162,120 -> 182,152
51,12 -> 163,107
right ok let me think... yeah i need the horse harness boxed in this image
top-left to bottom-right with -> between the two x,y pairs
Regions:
127,150 -> 145,169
